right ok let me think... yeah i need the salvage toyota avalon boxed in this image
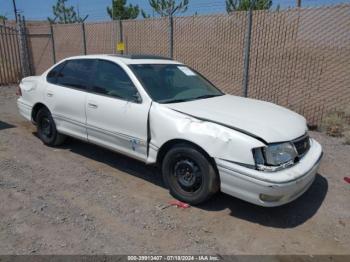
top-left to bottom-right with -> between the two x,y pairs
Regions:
17,54 -> 323,206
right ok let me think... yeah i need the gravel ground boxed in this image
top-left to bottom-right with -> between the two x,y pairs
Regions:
0,85 -> 349,255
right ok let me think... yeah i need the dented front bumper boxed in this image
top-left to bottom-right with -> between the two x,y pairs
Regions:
215,139 -> 323,207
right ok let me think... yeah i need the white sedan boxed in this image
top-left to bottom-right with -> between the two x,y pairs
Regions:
17,54 -> 323,206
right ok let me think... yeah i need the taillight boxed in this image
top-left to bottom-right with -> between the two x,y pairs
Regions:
16,86 -> 22,96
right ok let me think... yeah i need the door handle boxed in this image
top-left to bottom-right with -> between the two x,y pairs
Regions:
88,103 -> 98,109
47,92 -> 54,97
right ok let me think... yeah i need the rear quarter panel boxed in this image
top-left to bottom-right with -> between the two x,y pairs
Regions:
17,76 -> 47,121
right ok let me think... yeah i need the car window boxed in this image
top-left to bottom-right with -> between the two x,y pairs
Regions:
92,60 -> 139,102
46,61 -> 65,84
56,59 -> 95,90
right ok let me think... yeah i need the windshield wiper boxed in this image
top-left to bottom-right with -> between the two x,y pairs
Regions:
161,98 -> 193,104
160,94 -> 222,104
192,94 -> 222,100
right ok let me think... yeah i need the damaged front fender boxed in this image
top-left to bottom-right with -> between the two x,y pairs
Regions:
146,103 -> 265,166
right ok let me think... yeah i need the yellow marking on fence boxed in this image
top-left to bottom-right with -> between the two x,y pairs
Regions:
117,42 -> 125,52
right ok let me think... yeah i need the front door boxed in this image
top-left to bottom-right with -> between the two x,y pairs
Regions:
86,59 -> 150,161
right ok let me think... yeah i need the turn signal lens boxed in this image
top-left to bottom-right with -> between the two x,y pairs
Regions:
259,194 -> 283,202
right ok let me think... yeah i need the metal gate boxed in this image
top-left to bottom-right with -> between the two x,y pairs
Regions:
0,23 -> 23,85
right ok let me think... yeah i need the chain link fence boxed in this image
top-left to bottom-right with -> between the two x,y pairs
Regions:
123,17 -> 169,56
25,22 -> 53,75
174,13 -> 248,95
0,20 -> 24,85
2,4 -> 349,126
85,21 -> 119,54
247,5 -> 350,125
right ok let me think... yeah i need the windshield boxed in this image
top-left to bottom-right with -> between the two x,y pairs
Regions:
129,64 -> 224,103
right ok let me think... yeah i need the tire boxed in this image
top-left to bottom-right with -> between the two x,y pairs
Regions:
36,107 -> 66,146
162,144 -> 219,205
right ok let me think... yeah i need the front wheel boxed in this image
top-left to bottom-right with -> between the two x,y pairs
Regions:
162,144 -> 219,205
36,108 -> 66,146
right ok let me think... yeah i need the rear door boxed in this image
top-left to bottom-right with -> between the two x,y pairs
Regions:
85,59 -> 150,161
45,59 -> 95,140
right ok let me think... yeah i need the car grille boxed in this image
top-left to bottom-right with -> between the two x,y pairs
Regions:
293,134 -> 310,157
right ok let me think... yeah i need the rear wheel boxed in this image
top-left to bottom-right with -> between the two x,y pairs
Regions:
36,108 -> 66,146
162,144 -> 219,205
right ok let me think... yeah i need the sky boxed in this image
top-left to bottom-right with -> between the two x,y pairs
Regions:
0,0 -> 349,21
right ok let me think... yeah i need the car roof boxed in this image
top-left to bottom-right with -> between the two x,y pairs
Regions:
63,54 -> 182,65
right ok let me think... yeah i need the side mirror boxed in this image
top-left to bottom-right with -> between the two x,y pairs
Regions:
132,92 -> 142,103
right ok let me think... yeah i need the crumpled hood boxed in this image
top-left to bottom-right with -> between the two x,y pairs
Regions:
164,95 -> 307,143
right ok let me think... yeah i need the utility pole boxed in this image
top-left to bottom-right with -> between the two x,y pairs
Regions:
297,0 -> 302,7
12,0 -> 18,22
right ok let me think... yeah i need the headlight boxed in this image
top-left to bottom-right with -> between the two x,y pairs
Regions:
253,142 -> 298,172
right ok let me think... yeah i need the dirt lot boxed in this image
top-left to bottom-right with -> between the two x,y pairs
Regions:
0,85 -> 349,255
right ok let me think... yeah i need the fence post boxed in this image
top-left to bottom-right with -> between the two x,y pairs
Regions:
242,7 -> 253,97
82,22 -> 87,55
0,19 -> 11,84
22,16 -> 31,75
49,22 -> 56,64
168,15 -> 174,59
13,16 -> 23,79
114,20 -> 124,54
118,19 -> 124,54
17,15 -> 30,77
3,19 -> 16,83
